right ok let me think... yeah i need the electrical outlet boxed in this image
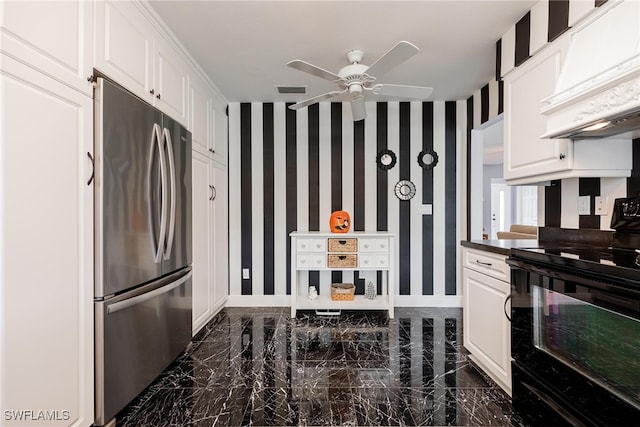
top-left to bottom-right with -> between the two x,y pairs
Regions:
578,196 -> 591,215
595,196 -> 608,215
242,268 -> 250,279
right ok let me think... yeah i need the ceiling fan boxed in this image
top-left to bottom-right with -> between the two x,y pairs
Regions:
286,41 -> 433,121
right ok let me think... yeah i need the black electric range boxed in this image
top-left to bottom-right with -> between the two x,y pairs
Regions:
507,197 -> 640,426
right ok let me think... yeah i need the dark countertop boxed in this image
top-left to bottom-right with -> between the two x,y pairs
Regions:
461,239 -> 539,256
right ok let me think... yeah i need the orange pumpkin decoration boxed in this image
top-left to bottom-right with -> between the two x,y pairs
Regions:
330,210 -> 351,233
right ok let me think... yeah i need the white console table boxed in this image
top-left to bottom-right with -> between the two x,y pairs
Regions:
290,231 -> 395,318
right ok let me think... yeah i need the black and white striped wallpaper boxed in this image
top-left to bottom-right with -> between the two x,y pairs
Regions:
228,101 -> 466,305
468,0 -> 640,232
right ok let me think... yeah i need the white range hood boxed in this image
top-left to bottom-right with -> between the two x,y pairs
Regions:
541,0 -> 640,139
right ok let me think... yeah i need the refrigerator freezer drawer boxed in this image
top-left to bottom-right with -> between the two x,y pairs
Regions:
94,269 -> 192,426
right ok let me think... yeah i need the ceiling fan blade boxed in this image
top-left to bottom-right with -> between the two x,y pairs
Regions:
287,60 -> 342,82
365,41 -> 419,78
350,96 -> 366,121
370,84 -> 433,99
288,90 -> 348,110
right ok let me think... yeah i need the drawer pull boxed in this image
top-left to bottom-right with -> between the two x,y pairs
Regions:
338,240 -> 346,245
301,244 -> 306,248
316,260 -> 321,264
300,259 -> 306,264
476,260 -> 492,266
364,259 -> 369,264
364,244 -> 369,248
338,255 -> 346,260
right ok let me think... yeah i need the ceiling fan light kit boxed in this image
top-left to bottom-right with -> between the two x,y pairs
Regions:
286,41 -> 433,121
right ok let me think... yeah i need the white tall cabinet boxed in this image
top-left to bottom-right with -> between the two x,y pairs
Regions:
190,72 -> 228,335
0,1 -> 94,424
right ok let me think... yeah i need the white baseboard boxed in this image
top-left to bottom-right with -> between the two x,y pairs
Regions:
393,295 -> 462,307
225,295 -> 291,307
224,295 -> 462,308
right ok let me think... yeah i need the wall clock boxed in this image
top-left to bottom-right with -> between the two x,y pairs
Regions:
418,149 -> 439,170
394,180 -> 416,201
376,149 -> 397,171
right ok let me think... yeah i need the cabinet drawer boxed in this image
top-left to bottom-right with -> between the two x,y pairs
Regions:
327,254 -> 357,268
297,254 -> 325,269
296,238 -> 326,253
328,238 -> 357,252
358,238 -> 389,253
359,254 -> 389,269
463,248 -> 509,282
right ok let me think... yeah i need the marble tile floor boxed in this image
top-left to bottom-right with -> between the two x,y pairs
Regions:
117,307 -> 525,426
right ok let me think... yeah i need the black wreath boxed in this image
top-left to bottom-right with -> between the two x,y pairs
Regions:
417,149 -> 439,170
376,149 -> 397,171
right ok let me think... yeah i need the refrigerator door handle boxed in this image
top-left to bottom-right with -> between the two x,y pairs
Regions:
106,270 -> 192,314
162,127 -> 177,260
150,123 -> 168,263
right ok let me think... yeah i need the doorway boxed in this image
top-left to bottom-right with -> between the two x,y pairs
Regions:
469,114 -> 538,240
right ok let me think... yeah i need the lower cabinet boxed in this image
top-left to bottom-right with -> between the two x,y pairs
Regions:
192,149 -> 228,335
462,247 -> 512,395
1,54 -> 94,426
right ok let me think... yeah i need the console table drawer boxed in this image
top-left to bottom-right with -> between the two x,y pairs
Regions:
296,238 -> 326,253
359,254 -> 389,268
328,238 -> 357,252
327,254 -> 357,268
297,254 -> 326,268
358,238 -> 389,253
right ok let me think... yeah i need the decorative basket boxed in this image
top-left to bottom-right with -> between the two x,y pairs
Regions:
331,283 -> 355,301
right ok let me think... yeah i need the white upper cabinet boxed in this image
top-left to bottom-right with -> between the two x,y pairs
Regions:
95,0 -> 188,125
154,35 -> 189,124
0,0 -> 94,96
212,105 -> 228,164
504,35 -> 571,184
190,73 -> 212,155
504,28 -> 632,185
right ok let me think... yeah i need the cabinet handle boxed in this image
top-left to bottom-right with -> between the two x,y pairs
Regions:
559,153 -> 565,160
211,185 -> 216,201
504,294 -> 513,322
150,89 -> 155,95
209,148 -> 216,154
87,75 -> 95,83
87,152 -> 95,186
156,93 -> 161,100
475,260 -> 492,266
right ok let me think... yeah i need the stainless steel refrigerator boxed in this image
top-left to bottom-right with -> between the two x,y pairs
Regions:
93,78 -> 192,426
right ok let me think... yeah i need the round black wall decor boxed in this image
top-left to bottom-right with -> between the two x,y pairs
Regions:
376,149 -> 397,171
394,180 -> 416,201
417,149 -> 439,170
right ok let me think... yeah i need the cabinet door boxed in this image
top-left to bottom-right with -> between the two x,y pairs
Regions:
504,40 -> 570,182
463,267 -> 511,394
1,54 -> 93,426
212,161 -> 229,309
154,37 -> 189,126
0,0 -> 94,96
94,0 -> 154,104
189,74 -> 212,155
192,150 -> 213,335
211,105 -> 228,164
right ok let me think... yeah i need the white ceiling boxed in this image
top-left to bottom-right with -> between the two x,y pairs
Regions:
149,0 -> 536,104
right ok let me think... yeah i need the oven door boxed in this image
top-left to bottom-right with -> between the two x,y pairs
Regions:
509,260 -> 640,426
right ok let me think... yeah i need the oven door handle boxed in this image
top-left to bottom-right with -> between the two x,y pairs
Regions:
503,293 -> 512,322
